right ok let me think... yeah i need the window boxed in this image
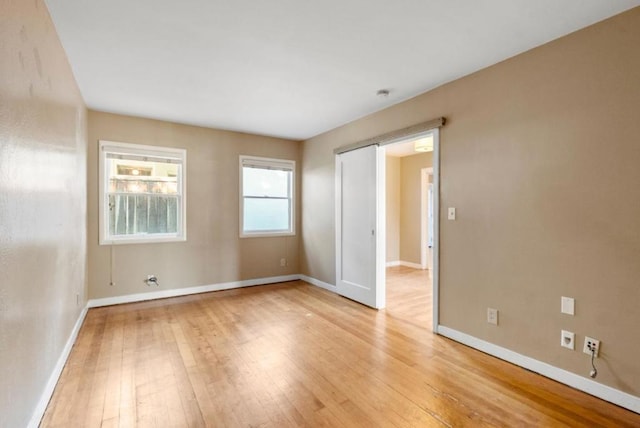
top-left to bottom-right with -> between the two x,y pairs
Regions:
240,156 -> 295,237
99,141 -> 186,244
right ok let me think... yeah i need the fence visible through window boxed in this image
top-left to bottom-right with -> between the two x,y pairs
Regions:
99,140 -> 186,244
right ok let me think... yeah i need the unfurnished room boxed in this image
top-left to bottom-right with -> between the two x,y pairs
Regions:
2,0 -> 640,426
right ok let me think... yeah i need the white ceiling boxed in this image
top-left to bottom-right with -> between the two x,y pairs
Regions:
45,0 -> 640,140
385,140 -> 424,158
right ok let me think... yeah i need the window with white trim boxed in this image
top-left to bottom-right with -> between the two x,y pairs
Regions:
99,141 -> 186,244
240,156 -> 295,237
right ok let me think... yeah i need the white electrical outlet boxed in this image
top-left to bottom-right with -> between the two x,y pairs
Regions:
280,258 -> 287,267
487,308 -> 498,325
561,330 -> 575,350
583,337 -> 600,357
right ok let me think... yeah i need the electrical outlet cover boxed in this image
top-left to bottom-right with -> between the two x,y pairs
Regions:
583,337 -> 600,357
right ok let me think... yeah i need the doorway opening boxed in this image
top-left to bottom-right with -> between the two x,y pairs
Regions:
383,132 -> 438,331
334,119 -> 442,331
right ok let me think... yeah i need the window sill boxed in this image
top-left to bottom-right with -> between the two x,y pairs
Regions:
240,231 -> 296,239
99,235 -> 186,245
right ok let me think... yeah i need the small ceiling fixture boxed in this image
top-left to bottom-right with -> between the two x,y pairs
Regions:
414,135 -> 434,152
376,89 -> 390,98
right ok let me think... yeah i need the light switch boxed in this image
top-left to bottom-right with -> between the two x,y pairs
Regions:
448,207 -> 456,220
561,296 -> 575,315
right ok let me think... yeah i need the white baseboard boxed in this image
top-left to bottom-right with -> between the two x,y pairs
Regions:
33,283 -> 638,427
386,260 -> 425,269
437,325 -> 640,414
401,261 -> 425,269
87,273 -> 337,309
30,274 -> 302,426
88,274 -> 300,308
298,274 -> 335,291
28,306 -> 88,428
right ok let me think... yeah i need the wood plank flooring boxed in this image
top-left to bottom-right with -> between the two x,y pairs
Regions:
42,268 -> 640,427
385,266 -> 432,330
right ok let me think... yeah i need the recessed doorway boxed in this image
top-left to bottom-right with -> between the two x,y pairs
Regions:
384,132 -> 438,330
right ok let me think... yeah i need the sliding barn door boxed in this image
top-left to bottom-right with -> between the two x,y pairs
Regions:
335,145 -> 385,309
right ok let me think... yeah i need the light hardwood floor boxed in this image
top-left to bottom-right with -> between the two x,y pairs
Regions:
385,266 -> 432,330
42,269 -> 640,427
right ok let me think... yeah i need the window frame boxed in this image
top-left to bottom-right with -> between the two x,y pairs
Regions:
98,140 -> 187,245
239,155 -> 296,238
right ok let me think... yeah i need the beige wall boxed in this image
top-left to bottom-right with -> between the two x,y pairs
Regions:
385,156 -> 400,262
0,1 -> 88,426
386,152 -> 433,265
301,7 -> 640,397
87,111 -> 300,300
400,152 -> 432,264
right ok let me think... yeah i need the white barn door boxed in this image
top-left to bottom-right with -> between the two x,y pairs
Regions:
335,145 -> 385,309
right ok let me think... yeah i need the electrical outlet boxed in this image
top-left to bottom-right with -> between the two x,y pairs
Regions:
583,337 -> 600,357
487,308 -> 498,325
280,258 -> 287,267
561,330 -> 575,350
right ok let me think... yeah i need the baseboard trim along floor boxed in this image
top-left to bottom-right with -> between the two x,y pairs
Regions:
28,307 -> 88,428
36,274 -> 637,426
438,325 -> 640,414
87,274 -> 301,308
298,274 -> 335,291
385,260 -> 425,269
